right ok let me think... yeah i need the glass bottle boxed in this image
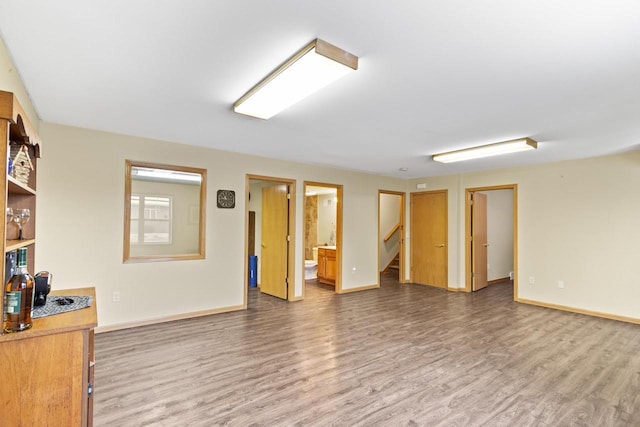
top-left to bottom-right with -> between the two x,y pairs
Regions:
3,247 -> 34,333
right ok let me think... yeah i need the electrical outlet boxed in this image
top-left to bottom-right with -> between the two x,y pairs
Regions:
112,291 -> 121,302
529,276 -> 535,285
558,280 -> 565,289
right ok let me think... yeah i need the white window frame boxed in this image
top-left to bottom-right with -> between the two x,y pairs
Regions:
130,194 -> 173,245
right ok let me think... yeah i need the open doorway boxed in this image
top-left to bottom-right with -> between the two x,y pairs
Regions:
378,190 -> 405,284
465,185 -> 517,298
245,175 -> 296,307
303,181 -> 343,296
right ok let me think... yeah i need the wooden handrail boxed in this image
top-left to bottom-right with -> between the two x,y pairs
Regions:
383,222 -> 401,242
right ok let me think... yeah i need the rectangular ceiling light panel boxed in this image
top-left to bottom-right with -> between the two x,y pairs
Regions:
433,138 -> 538,163
133,167 -> 202,183
234,39 -> 358,120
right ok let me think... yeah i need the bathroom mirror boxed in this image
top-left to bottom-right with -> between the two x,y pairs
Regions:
123,160 -> 206,263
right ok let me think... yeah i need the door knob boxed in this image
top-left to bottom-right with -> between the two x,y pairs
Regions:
436,244 -> 445,248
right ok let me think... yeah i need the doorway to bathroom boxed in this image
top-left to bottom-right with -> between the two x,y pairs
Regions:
303,181 -> 343,296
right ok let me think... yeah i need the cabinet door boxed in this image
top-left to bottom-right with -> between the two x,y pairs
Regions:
0,331 -> 85,425
317,249 -> 326,278
326,250 -> 336,280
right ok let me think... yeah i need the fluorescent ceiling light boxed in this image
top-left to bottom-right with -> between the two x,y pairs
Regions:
133,167 -> 201,183
433,138 -> 538,163
234,39 -> 358,120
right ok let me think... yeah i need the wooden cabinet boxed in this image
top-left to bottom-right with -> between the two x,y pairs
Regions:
0,287 -> 98,426
317,247 -> 336,285
0,92 -> 96,425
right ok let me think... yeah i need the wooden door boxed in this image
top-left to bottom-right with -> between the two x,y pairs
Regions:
410,191 -> 447,288
260,184 -> 289,299
472,192 -> 488,291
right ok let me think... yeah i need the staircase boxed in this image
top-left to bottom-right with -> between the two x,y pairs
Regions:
384,252 -> 400,273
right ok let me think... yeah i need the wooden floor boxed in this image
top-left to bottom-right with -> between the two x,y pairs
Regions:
94,274 -> 640,426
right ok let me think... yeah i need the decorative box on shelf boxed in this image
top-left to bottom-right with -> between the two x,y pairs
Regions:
9,143 -> 34,186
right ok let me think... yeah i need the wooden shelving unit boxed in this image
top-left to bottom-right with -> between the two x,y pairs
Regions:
5,238 -> 37,252
1,90 -> 39,305
8,174 -> 36,195
0,90 -> 96,425
1,90 -> 39,285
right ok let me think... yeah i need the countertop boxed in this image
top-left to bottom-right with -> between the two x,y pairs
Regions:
0,287 -> 97,343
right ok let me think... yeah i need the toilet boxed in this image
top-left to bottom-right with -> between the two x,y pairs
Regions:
305,247 -> 318,280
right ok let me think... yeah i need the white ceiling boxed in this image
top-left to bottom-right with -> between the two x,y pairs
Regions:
1,1 -> 639,178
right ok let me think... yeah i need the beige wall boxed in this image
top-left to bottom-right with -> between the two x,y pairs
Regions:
480,189 -> 514,281
410,151 -> 640,319
0,37 -> 39,128
35,123 -> 407,328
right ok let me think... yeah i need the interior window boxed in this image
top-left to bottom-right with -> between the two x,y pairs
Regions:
130,194 -> 172,244
123,161 -> 206,262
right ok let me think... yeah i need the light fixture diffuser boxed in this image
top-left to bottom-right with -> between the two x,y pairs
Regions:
133,167 -> 202,183
233,39 -> 358,120
433,138 -> 538,163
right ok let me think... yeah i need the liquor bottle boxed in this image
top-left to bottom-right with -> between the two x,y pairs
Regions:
4,250 -> 17,284
3,247 -> 34,333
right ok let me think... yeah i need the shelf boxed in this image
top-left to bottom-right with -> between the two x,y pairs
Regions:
5,239 -> 35,252
7,175 -> 36,195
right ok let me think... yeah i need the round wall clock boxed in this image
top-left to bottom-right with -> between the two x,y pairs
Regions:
217,189 -> 235,208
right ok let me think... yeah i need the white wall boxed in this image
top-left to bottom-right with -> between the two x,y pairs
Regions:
379,193 -> 400,271
410,151 -> 640,319
480,189 -> 513,281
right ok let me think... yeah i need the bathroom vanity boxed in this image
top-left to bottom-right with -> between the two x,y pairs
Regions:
317,246 -> 336,285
